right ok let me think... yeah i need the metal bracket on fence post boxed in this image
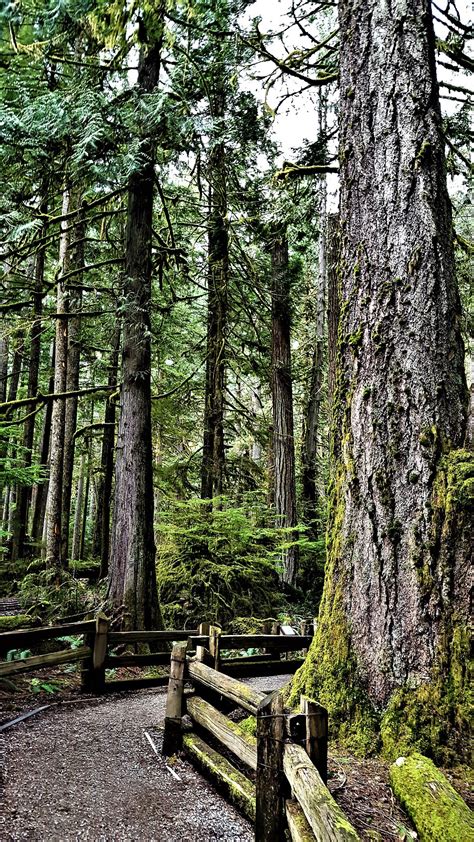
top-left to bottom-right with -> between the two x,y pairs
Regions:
163,641 -> 187,756
300,694 -> 328,784
255,689 -> 285,841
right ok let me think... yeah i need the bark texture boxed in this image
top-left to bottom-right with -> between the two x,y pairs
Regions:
201,85 -> 228,502
45,188 -> 72,566
291,0 -> 470,761
271,230 -> 298,586
61,210 -> 84,561
108,35 -> 163,630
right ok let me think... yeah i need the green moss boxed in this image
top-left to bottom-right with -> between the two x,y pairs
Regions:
286,467 -> 379,757
183,732 -> 256,821
381,624 -> 472,765
0,614 -> 34,631
237,716 -> 257,739
347,327 -> 362,348
389,753 -> 473,842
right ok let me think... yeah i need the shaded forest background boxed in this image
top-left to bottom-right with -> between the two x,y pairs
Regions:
0,0 -> 471,645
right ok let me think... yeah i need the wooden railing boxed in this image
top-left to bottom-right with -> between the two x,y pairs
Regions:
163,639 -> 359,842
0,615 -> 313,693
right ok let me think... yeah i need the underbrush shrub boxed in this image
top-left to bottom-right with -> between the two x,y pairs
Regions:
156,496 -> 282,628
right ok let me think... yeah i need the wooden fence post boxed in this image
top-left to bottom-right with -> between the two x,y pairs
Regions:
271,621 -> 281,661
299,619 -> 313,656
209,625 -> 221,671
163,641 -> 187,756
92,612 -> 109,693
256,690 -> 285,841
196,621 -> 211,665
301,694 -> 328,784
80,612 -> 94,692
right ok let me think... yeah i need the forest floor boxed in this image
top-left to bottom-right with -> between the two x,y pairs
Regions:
0,672 -> 469,841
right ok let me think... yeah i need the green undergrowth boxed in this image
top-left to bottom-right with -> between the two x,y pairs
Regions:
155,497 -> 283,628
18,566 -> 102,622
389,753 -> 473,842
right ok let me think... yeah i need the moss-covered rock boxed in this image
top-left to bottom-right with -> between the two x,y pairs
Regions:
389,753 -> 473,841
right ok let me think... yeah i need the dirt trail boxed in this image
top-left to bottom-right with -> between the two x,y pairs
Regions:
0,688 -> 253,842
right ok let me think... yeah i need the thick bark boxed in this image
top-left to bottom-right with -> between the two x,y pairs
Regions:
326,213 -> 340,452
61,209 -> 84,561
108,35 -> 164,630
271,229 -> 298,586
293,0 -> 470,759
201,97 -> 228,502
11,210 -> 47,561
45,188 -> 71,566
92,323 -> 120,577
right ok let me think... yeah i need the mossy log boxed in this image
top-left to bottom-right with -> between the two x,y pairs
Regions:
283,742 -> 359,841
0,645 -> 91,676
187,659 -> 265,713
286,799 -> 317,842
389,753 -> 474,842
187,696 -> 257,770
183,731 -> 256,821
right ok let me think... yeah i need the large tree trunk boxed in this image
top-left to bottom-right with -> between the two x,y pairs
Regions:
271,229 -> 298,587
201,101 -> 228,503
108,34 -> 164,630
291,0 -> 470,762
45,188 -> 71,566
61,208 -> 84,562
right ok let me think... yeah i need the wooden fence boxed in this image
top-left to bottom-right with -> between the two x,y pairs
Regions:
163,639 -> 359,842
0,615 -> 312,694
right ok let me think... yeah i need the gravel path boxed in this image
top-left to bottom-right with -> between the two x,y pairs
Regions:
0,688 -> 254,842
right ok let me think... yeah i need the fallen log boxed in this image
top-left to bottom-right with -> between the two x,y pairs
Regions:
389,753 -> 473,842
183,731 -> 256,821
187,696 -> 257,770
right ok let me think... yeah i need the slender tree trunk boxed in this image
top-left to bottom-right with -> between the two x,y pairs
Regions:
293,0 -> 470,762
0,333 -> 8,404
45,187 -> 71,566
31,341 -> 55,544
201,83 -> 228,503
301,168 -> 328,536
79,445 -> 91,561
251,385 -> 262,463
108,30 -> 164,629
271,228 -> 298,586
71,450 -> 86,561
1,331 -> 24,554
12,205 -> 47,561
93,323 -> 120,577
61,207 -> 84,561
